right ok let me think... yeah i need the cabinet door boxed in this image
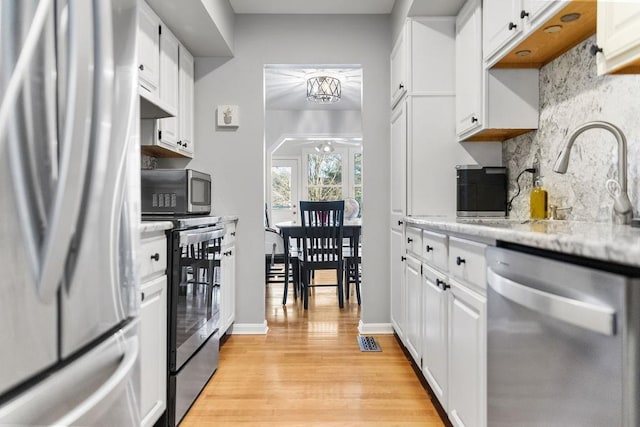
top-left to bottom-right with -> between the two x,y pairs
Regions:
597,1 -> 640,75
157,26 -> 180,148
448,279 -> 486,427
178,46 -> 194,157
390,28 -> 407,108
220,243 -> 236,335
390,101 -> 407,228
138,0 -> 160,94
404,256 -> 422,363
455,0 -> 482,137
140,276 -> 167,427
521,0 -> 564,30
422,266 -> 448,410
390,227 -> 405,339
482,0 -> 522,62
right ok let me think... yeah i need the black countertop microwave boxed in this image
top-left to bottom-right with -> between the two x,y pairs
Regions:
456,165 -> 508,217
141,169 -> 211,215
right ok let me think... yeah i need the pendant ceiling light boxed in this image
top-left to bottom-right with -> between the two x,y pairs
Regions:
307,76 -> 341,103
314,141 -> 335,153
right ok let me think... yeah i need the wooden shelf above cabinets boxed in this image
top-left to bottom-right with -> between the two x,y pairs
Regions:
464,128 -> 534,142
494,0 -> 596,69
141,144 -> 190,159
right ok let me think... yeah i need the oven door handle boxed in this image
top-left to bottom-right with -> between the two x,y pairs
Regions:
179,226 -> 225,246
487,267 -> 616,336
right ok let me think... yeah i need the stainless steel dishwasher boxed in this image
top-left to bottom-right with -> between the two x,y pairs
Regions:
486,246 -> 640,427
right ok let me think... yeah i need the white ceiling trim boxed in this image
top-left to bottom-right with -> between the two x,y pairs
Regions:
230,0 -> 396,14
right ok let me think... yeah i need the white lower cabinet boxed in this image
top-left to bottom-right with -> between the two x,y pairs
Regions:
140,275 -> 167,427
448,278 -> 486,427
405,255 -> 422,362
396,226 -> 487,427
139,228 -> 168,427
390,226 -> 406,340
220,222 -> 237,335
421,264 -> 448,410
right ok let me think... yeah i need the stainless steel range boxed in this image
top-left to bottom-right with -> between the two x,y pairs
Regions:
144,215 -> 224,426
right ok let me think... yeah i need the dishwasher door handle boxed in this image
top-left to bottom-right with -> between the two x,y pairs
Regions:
487,267 -> 616,336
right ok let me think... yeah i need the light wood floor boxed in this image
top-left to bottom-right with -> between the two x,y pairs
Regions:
181,270 -> 444,426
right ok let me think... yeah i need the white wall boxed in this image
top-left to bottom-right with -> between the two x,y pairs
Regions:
265,109 -> 363,151
189,14 -> 391,328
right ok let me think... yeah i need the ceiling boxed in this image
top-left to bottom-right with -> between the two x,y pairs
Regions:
230,0 -> 466,16
265,66 -> 362,111
230,0 -> 396,14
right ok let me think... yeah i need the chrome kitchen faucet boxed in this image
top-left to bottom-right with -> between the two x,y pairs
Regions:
553,121 -> 633,224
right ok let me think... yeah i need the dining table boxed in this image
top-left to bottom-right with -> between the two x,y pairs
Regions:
275,218 -> 362,305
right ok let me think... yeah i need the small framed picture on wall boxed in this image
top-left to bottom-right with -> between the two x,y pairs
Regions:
217,105 -> 239,127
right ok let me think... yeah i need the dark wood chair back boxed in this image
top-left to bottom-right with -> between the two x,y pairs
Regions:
299,201 -> 345,269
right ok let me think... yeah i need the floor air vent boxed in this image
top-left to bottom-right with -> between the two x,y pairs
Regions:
357,336 -> 381,352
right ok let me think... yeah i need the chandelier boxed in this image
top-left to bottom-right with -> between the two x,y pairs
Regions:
307,76 -> 341,103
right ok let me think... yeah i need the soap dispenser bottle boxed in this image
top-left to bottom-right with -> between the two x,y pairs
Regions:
530,178 -> 548,219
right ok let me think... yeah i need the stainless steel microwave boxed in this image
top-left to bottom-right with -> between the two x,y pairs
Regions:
141,169 -> 211,215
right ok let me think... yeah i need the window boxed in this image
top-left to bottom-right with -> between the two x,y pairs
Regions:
302,146 -> 362,210
353,152 -> 362,214
271,166 -> 292,208
307,152 -> 343,201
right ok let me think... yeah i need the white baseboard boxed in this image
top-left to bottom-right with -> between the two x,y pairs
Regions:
230,321 -> 269,335
358,320 -> 394,335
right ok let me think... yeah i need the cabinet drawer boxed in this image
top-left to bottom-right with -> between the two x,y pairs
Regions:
423,230 -> 448,272
448,236 -> 487,291
405,226 -> 423,258
140,234 -> 167,280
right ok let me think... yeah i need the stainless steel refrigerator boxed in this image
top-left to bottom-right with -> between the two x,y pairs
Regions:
0,0 -> 141,424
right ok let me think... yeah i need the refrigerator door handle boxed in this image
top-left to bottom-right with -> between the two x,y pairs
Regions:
1,1 -> 58,285
487,267 -> 616,336
0,321 -> 139,426
54,335 -> 139,426
38,0 -> 96,303
0,0 -> 54,153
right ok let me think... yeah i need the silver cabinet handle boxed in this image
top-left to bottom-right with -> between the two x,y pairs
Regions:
487,267 -> 616,336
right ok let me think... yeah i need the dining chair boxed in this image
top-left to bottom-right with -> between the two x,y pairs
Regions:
344,237 -> 361,305
298,200 -> 345,309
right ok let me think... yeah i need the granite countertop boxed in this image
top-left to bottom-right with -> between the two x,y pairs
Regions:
405,216 -> 640,268
218,215 -> 238,223
139,221 -> 174,233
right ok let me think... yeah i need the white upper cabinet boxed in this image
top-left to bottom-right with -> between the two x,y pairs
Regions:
482,0 -> 523,63
391,18 -> 456,109
390,101 -> 407,227
178,46 -> 195,157
158,26 -> 180,141
138,0 -> 160,95
596,1 -> 640,75
159,28 -> 180,111
521,0 -> 561,29
456,0 -> 483,137
139,0 -> 196,158
455,0 -> 539,142
390,29 -> 407,109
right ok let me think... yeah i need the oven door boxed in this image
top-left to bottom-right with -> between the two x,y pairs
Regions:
169,225 -> 223,372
